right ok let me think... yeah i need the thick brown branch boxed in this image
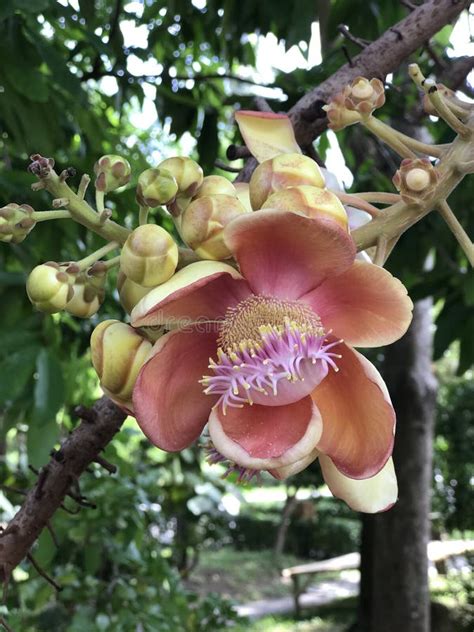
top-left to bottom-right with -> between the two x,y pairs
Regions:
0,398 -> 126,583
288,0 -> 470,146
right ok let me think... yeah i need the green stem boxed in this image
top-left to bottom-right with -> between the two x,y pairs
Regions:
103,255 -> 121,270
437,200 -> 474,267
77,242 -> 119,271
389,126 -> 446,157
362,116 -> 417,159
95,189 -> 105,214
38,169 -> 130,244
32,210 -> 72,222
354,192 -> 401,205
138,205 -> 150,226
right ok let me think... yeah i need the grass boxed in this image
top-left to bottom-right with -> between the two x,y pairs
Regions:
185,548 -> 306,602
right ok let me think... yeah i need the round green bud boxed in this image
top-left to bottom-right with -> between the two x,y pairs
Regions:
117,268 -> 152,314
94,155 -> 131,193
120,224 -> 178,287
158,157 -> 204,197
136,168 -> 178,208
26,262 -> 75,314
0,203 -> 36,244
193,175 -> 237,199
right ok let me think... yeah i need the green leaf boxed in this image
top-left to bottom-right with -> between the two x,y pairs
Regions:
32,349 -> 65,426
27,415 -> 60,467
0,347 -> 39,406
0,0 -> 50,19
34,529 -> 57,567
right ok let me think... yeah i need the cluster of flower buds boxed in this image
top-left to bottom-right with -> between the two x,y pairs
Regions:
26,261 -> 106,317
0,203 -> 36,244
90,320 -> 153,412
392,158 -> 439,205
324,77 -> 385,131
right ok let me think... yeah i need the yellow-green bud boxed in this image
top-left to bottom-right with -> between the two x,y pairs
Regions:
158,157 -> 204,197
180,195 -> 248,260
193,175 -> 237,199
120,224 -> 178,287
262,185 -> 348,231
94,155 -> 131,193
0,203 -> 36,244
26,262 -> 75,313
249,153 -> 325,210
117,268 -> 151,314
136,168 -> 178,207
90,320 -> 152,411
65,265 -> 107,318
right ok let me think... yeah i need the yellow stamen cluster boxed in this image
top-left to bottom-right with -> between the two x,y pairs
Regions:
218,295 -> 323,352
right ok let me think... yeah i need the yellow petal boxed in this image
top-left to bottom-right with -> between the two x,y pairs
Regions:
235,110 -> 301,163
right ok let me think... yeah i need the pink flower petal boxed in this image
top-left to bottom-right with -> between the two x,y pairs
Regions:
133,327 -> 219,451
312,343 -> 395,479
301,261 -> 413,347
269,448 -> 320,480
131,260 -> 251,327
208,397 -> 322,470
234,110 -> 301,163
319,455 -> 398,513
224,210 -> 356,299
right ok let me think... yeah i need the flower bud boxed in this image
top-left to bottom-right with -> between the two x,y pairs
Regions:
249,153 -> 325,210
65,265 -> 107,318
117,268 -> 151,314
323,94 -> 363,132
193,175 -> 237,199
120,224 -> 178,287
157,157 -> 204,197
343,77 -> 385,115
262,185 -> 348,230
392,158 -> 438,205
0,203 -> 36,244
26,262 -> 75,313
180,195 -> 248,260
90,320 -> 152,411
234,183 -> 252,213
94,155 -> 131,193
136,168 -> 178,207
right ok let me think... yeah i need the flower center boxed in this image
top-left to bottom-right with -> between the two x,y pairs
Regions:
201,295 -> 341,412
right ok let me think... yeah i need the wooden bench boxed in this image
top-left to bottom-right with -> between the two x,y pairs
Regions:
281,540 -> 474,617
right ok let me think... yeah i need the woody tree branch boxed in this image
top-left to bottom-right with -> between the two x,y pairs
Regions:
0,398 -> 126,586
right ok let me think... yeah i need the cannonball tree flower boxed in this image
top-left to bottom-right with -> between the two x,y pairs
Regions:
130,209 -> 413,513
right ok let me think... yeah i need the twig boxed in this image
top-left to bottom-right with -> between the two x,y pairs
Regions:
0,486 -> 27,497
338,24 -> 370,49
0,617 -> 13,632
253,97 -> 274,113
215,160 -> 241,173
45,521 -> 59,548
400,0 -> 418,9
437,200 -> 474,266
26,553 -> 62,592
93,456 -> 117,474
226,145 -> 252,160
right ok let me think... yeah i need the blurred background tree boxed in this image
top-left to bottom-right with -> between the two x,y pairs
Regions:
0,1 -> 473,631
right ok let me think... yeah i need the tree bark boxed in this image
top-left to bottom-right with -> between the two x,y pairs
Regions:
358,298 -> 438,632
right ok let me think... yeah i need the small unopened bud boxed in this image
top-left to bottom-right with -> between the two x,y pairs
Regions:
120,224 -> 178,287
249,153 -> 325,210
180,195 -> 248,260
94,155 -> 131,193
234,183 -> 252,213
343,77 -> 385,115
193,175 -> 237,199
158,157 -> 204,197
65,267 -> 107,318
26,262 -> 76,313
90,320 -> 152,411
136,168 -> 178,207
262,185 -> 348,230
392,158 -> 438,205
0,203 -> 36,244
117,268 -> 151,314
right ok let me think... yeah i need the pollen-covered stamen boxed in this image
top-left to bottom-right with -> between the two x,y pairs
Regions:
201,295 -> 342,412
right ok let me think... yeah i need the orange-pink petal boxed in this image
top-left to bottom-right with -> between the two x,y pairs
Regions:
301,261 -> 413,347
234,110 -> 301,163
131,260 -> 251,327
224,210 -> 356,300
311,343 -> 395,479
208,397 -> 322,470
319,455 -> 398,513
132,327 -> 218,451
